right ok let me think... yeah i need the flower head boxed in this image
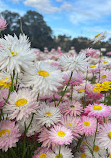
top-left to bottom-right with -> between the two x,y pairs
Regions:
59,53 -> 89,72
35,104 -> 61,127
3,88 -> 38,121
49,125 -> 73,145
84,103 -> 110,118
0,120 -> 20,151
97,122 -> 111,153
80,116 -> 97,136
0,18 -> 7,31
22,62 -> 63,96
59,100 -> 83,117
0,34 -> 36,73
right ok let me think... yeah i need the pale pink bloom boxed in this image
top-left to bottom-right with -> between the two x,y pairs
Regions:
106,52 -> 111,55
33,147 -> 53,158
88,65 -> 99,73
0,18 -> 7,31
0,89 -> 8,109
83,48 -> 97,56
84,103 -> 110,119
59,100 -> 83,116
98,70 -> 111,83
80,116 -> 97,136
63,71 -> 83,86
38,127 -> 57,148
0,120 -> 20,151
3,89 -> 38,121
49,125 -> 73,145
97,122 -> 111,153
61,115 -> 83,140
85,83 -> 103,100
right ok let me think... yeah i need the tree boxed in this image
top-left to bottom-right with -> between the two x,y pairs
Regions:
21,10 -> 54,50
1,10 -> 21,36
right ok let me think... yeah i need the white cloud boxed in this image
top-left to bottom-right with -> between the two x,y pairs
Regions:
24,0 -> 60,13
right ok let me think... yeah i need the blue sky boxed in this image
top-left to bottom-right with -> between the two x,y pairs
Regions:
0,0 -> 111,40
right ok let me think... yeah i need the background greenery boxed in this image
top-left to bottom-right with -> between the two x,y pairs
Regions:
1,10 -> 111,54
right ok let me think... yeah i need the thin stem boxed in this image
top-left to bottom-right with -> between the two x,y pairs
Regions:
92,118 -> 98,157
37,93 -> 39,102
22,114 -> 34,158
20,19 -> 24,35
57,71 -> 73,106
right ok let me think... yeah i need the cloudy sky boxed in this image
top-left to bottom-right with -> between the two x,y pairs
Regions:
0,0 -> 111,39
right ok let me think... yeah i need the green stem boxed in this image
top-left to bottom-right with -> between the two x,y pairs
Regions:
22,114 -> 34,158
92,118 -> 98,157
37,93 -> 39,102
20,19 -> 24,35
57,71 -> 73,106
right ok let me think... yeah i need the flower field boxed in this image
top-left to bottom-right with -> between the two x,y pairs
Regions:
0,18 -> 111,158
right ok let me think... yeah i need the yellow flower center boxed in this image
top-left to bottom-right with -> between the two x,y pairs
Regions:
89,65 -> 96,68
15,98 -> 27,107
80,153 -> 86,158
108,132 -> 111,139
78,90 -> 85,93
109,154 -> 111,157
0,129 -> 9,137
104,61 -> 108,63
39,153 -> 47,158
56,154 -> 63,158
70,105 -> 75,108
84,121 -> 90,126
93,105 -> 102,110
44,112 -> 51,116
102,75 -> 106,79
38,70 -> 49,77
58,131 -> 66,137
94,145 -> 99,152
0,78 -> 12,89
11,52 -> 18,56
66,123 -> 72,128
95,33 -> 101,37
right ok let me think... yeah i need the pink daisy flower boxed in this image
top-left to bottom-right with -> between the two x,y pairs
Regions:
98,70 -> 111,83
80,116 -> 97,136
83,48 -> 97,56
97,122 -> 111,153
0,120 -> 20,151
38,127 -> 57,148
3,88 -> 38,121
33,147 -> 53,158
49,125 -> 73,145
88,65 -> 99,73
85,83 -> 103,100
59,100 -> 83,116
0,18 -> 7,31
84,103 -> 110,119
63,71 -> 83,86
0,89 -> 8,109
61,115 -> 83,140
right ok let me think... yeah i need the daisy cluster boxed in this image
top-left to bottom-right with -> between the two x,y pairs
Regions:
0,19 -> 111,158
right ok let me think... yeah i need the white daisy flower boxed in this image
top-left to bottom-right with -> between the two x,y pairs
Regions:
84,136 -> 106,158
35,104 -> 61,127
22,62 -> 63,96
3,88 -> 38,121
92,32 -> 107,44
51,146 -> 73,158
0,34 -> 36,73
18,114 -> 41,136
59,53 -> 89,72
75,152 -> 88,158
